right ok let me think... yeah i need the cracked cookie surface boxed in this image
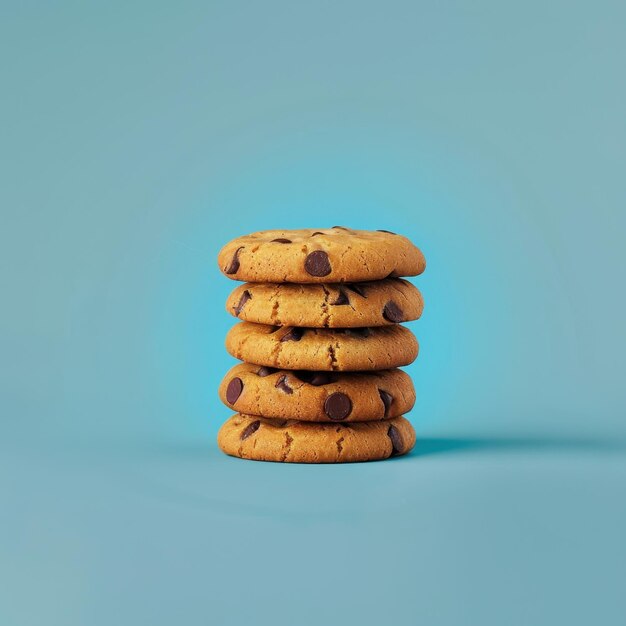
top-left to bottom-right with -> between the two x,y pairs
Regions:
217,414 -> 416,463
218,227 -> 426,283
225,321 -> 419,371
219,363 -> 415,421
226,278 -> 424,328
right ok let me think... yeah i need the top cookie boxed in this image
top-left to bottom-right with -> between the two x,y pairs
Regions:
218,227 -> 426,283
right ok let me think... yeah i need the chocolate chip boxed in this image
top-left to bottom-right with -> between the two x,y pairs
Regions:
291,370 -> 315,383
344,327 -> 371,338
331,226 -> 350,230
324,392 -> 352,420
271,238 -> 292,243
311,231 -> 325,236
379,389 -> 393,417
304,250 -> 332,277
293,371 -> 336,386
280,327 -> 304,342
292,370 -> 314,383
224,246 -> 243,274
377,229 -> 397,234
257,366 -> 276,377
240,420 -> 260,440
346,283 -> 367,298
388,424 -> 404,455
383,301 -> 404,323
275,375 -> 293,394
331,288 -> 350,306
226,377 -> 243,404
233,289 -> 251,316
311,372 -> 336,385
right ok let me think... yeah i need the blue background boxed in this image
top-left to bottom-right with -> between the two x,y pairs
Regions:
2,1 -> 626,625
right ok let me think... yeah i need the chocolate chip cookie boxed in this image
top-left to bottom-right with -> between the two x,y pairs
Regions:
218,227 -> 426,283
226,278 -> 424,328
219,363 -> 415,421
217,414 -> 416,463
225,321 -> 419,371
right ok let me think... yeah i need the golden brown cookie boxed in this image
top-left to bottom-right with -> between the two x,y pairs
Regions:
225,321 -> 419,371
226,278 -> 424,328
219,363 -> 415,421
218,227 -> 426,283
217,414 -> 416,463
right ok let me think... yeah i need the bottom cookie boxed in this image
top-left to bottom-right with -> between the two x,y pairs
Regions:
217,414 -> 416,463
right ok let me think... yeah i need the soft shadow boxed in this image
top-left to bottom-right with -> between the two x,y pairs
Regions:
414,436 -> 626,458
118,436 -> 626,463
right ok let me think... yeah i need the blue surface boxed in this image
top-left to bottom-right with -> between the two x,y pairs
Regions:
2,2 -> 626,625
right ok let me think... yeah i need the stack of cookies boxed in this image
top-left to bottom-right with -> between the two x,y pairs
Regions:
216,227 -> 426,463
